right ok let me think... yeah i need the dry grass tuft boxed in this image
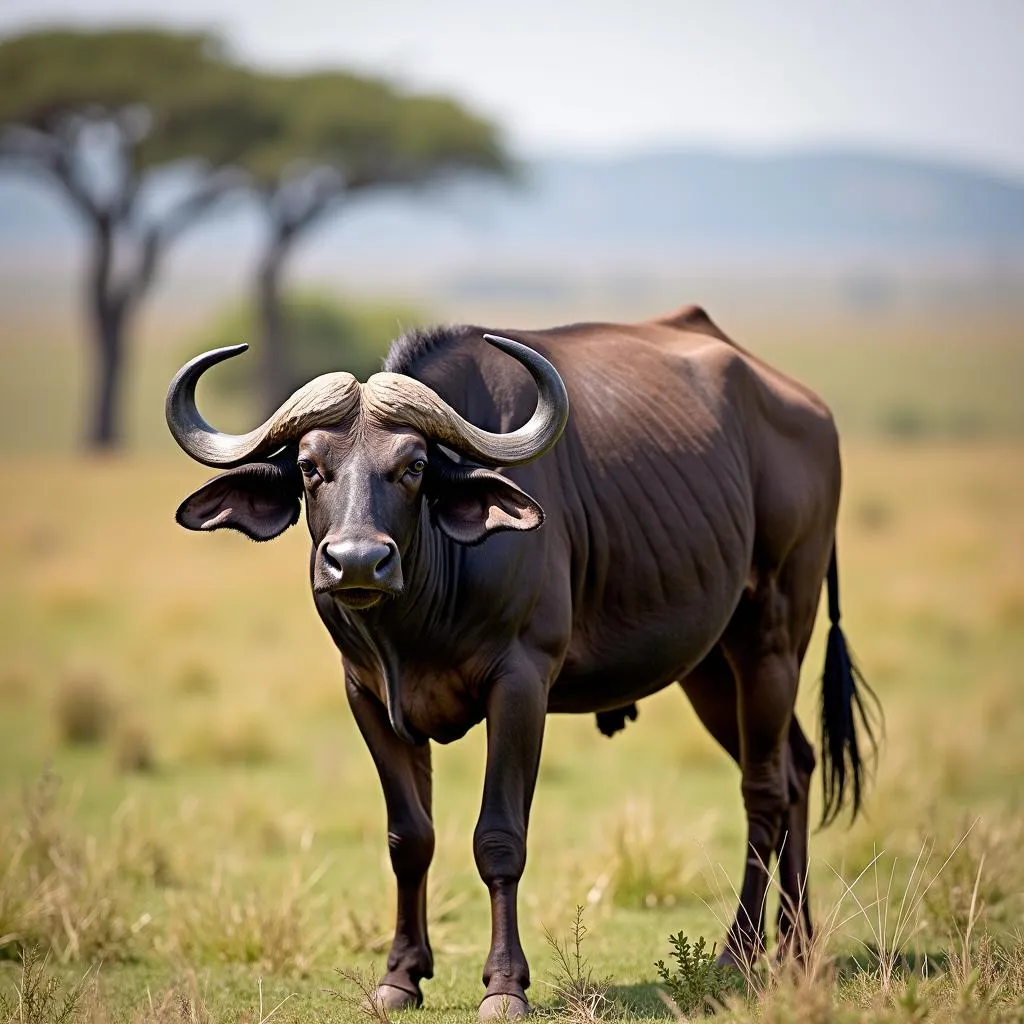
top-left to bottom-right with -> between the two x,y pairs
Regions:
113,719 -> 156,775
0,955 -> 303,1024
922,815 -> 1024,939
586,802 -> 698,910
0,666 -> 32,704
648,829 -> 1024,1023
133,977 -> 214,1024
826,829 -> 989,998
852,495 -> 893,534
128,973 -> 295,1024
178,713 -> 278,767
334,872 -> 468,958
0,773 -> 161,964
161,860 -> 333,975
324,966 -> 392,1024
337,906 -> 390,957
52,674 -> 114,747
1,432 -> 1023,1020
173,661 -> 218,697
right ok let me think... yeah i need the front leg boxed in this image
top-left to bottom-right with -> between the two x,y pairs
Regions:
347,677 -> 434,1009
474,665 -> 547,1020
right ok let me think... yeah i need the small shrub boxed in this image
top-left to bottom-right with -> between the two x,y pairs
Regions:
544,906 -> 610,1022
655,934 -> 737,1018
53,673 -> 113,746
190,290 -> 427,405
0,946 -> 91,1024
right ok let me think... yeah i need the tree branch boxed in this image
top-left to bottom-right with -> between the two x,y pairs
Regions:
50,146 -> 106,223
275,170 -> 347,245
118,167 -> 246,311
0,124 -> 105,223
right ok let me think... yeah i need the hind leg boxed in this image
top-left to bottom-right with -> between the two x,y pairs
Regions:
775,718 -> 815,957
723,540 -> 830,965
718,579 -> 798,967
681,648 -> 816,959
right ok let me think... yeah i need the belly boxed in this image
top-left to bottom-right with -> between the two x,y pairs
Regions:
549,550 -> 747,714
549,446 -> 754,712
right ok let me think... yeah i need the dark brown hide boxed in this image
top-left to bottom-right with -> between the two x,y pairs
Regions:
168,306 -> 876,1014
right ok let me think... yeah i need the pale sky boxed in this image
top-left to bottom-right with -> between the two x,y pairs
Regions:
2,0 -> 1023,178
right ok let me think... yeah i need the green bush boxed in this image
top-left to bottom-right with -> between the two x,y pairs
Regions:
191,291 -> 428,399
655,933 -> 739,1016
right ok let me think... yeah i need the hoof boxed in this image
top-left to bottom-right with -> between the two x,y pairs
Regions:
716,946 -> 754,972
365,984 -> 421,1012
774,941 -> 811,968
479,993 -> 529,1020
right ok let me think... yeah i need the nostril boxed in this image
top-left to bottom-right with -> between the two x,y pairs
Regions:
372,543 -> 397,580
322,543 -> 343,576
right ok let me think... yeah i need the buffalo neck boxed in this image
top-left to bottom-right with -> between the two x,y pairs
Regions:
315,501 -> 471,743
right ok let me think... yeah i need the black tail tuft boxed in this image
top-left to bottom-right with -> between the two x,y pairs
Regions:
819,544 -> 882,826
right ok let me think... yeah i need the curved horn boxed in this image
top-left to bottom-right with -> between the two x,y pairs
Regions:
166,344 -> 361,468
362,334 -> 569,467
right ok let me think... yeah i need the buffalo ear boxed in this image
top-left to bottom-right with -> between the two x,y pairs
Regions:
175,451 -> 303,542
427,459 -> 544,546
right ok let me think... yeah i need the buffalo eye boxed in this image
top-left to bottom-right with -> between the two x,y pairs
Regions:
404,458 -> 427,479
297,457 -> 323,485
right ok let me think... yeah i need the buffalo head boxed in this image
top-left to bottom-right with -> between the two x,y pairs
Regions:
166,336 -> 568,610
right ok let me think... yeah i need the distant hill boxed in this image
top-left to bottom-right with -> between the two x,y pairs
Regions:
2,148 -> 1023,283
479,150 -> 1024,253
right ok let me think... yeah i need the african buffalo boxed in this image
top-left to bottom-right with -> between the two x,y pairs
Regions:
167,306 -> 876,1017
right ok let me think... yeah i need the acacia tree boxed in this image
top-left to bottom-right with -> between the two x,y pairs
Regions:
240,72 -> 513,412
0,29 -> 274,447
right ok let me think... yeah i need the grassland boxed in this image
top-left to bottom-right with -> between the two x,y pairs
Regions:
1,301 -> 1023,1021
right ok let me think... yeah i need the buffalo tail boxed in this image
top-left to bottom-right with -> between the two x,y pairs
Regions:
819,542 -> 881,826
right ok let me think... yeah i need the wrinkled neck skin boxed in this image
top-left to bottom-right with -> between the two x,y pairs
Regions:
312,498 -> 522,745
311,336 -> 559,746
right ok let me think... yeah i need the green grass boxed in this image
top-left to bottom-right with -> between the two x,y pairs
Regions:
1,442 -> 1022,1020
1,301 -> 1023,1020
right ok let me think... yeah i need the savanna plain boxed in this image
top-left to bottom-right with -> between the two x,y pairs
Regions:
1,299 -> 1023,1022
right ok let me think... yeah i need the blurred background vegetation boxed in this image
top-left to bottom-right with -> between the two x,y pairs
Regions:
0,27 -> 509,441
1,24 -> 1022,453
0,7 -> 1022,1023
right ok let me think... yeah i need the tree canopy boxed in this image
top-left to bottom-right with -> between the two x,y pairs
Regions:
235,70 -> 514,413
0,30 -> 275,178
236,70 -> 513,241
0,29 -> 282,445
0,27 -> 514,440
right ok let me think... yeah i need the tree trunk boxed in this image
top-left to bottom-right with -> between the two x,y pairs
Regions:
88,304 -> 126,449
84,216 -> 127,450
257,238 -> 291,417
